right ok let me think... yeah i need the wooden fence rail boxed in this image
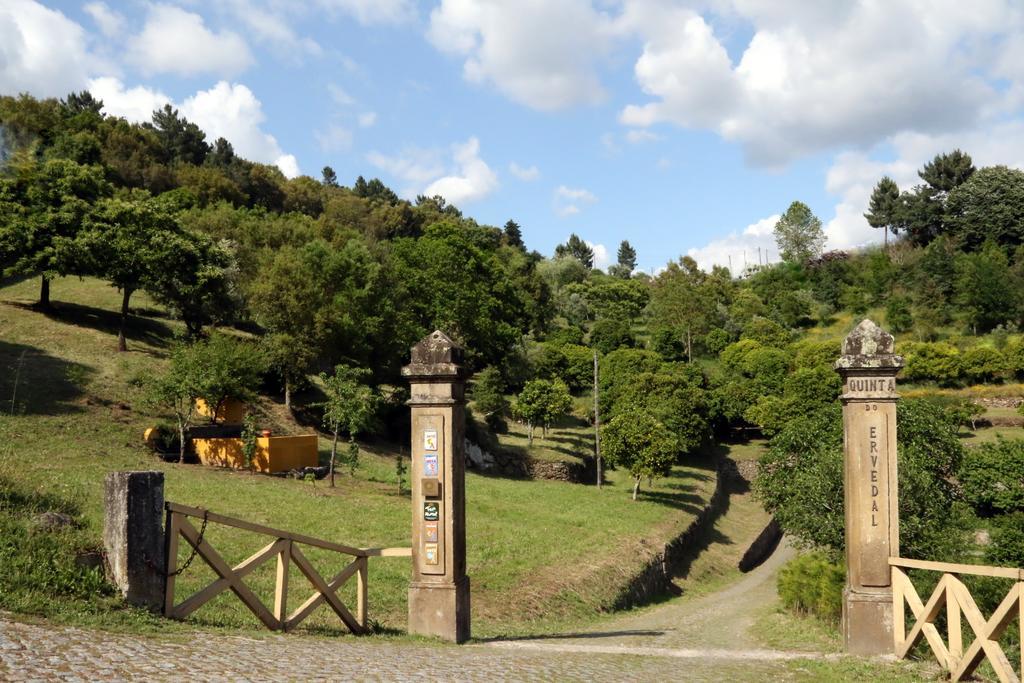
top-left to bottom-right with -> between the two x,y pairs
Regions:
890,557 -> 1024,683
163,502 -> 411,634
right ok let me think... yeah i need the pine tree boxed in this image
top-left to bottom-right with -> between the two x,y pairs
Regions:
774,201 -> 825,263
503,219 -> 524,248
554,233 -> 594,268
615,240 -> 637,276
322,165 -> 339,187
864,176 -> 900,248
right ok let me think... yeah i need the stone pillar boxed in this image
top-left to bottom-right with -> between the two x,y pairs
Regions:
103,470 -> 165,609
835,320 -> 904,655
401,331 -> 470,643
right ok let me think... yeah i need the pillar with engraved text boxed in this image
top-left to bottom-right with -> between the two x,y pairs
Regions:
835,319 -> 904,655
402,330 -> 470,643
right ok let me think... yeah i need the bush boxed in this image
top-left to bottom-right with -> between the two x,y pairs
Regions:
901,341 -> 962,385
777,552 -> 845,622
961,346 -> 1009,384
471,366 -> 509,433
650,327 -> 686,361
756,399 -> 965,558
530,343 -> 568,381
719,339 -> 763,374
598,348 -> 663,415
886,296 -> 914,333
546,325 -> 585,347
790,339 -> 840,371
561,344 -> 595,392
960,439 -> 1024,516
589,318 -> 634,354
601,410 -> 678,500
703,328 -> 731,356
740,316 -> 791,347
742,347 -> 790,395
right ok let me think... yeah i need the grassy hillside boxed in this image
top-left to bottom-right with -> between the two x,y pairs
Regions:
0,275 -> 717,638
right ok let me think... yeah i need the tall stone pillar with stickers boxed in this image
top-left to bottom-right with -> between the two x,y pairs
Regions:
835,319 -> 904,655
402,330 -> 470,643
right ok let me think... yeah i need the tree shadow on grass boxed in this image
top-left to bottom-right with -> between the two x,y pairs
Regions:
0,340 -> 93,416
6,300 -> 175,351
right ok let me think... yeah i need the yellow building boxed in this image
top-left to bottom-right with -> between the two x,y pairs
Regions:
193,434 -> 319,473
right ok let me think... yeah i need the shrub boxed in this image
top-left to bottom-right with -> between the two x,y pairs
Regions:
530,343 -> 568,382
740,316 -> 791,347
790,339 -> 840,371
901,341 -> 962,385
598,348 -> 663,415
756,399 -> 964,558
777,552 -> 845,622
601,410 -> 678,500
720,339 -> 763,374
742,347 -> 790,395
985,512 -> 1024,567
961,346 -> 1009,384
651,327 -> 686,361
561,344 -> 595,392
703,328 -> 731,356
960,439 -> 1024,516
886,296 -> 914,333
589,318 -> 634,354
471,366 -> 509,433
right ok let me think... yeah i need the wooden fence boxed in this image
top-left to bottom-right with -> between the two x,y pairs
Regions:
891,557 -> 1024,683
163,502 -> 411,634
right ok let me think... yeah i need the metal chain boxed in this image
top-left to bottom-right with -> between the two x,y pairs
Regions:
167,510 -> 209,577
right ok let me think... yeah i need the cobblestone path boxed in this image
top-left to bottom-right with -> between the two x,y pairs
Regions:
0,538 -> 834,681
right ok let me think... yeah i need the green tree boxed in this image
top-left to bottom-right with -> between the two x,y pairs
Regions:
145,342 -> 204,463
471,366 -> 509,432
956,241 -> 1018,333
503,219 -> 524,248
79,197 -> 179,351
946,166 -> 1024,251
602,410 -> 678,500
919,149 -> 975,195
554,233 -> 594,268
588,317 -> 634,354
885,296 -> 913,333
864,176 -> 900,248
648,256 -> 714,361
321,165 -> 339,187
774,201 -> 825,263
0,157 -> 111,307
192,334 -> 266,425
610,240 -> 637,278
514,379 -> 572,444
147,104 -> 209,165
319,364 -> 375,487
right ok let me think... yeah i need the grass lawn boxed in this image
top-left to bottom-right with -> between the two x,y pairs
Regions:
0,275 -> 717,639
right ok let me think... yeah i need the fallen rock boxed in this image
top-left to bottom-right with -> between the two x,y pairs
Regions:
33,511 -> 75,531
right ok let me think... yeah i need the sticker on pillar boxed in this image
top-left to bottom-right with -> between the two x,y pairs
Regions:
423,430 -> 438,451
424,501 -> 440,521
424,522 -> 438,543
423,454 -> 439,477
424,543 -> 439,565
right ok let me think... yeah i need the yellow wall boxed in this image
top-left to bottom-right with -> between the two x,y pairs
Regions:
193,434 -> 319,473
194,398 -> 247,425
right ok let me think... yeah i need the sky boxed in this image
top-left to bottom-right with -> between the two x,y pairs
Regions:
3,1 -> 1024,274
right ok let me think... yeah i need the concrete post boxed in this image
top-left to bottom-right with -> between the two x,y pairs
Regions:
401,330 -> 470,643
103,470 -> 165,609
835,320 -> 904,655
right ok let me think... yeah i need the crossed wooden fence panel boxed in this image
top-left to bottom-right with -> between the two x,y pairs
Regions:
891,557 -> 1024,683
164,502 -> 411,634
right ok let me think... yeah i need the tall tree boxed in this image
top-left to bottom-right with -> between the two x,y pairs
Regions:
616,240 -> 637,275
322,165 -> 339,187
774,201 -> 825,263
946,166 -> 1024,251
503,219 -> 524,248
919,149 -> 975,195
864,176 -> 900,248
319,364 -> 375,487
0,157 -> 111,307
80,197 -> 179,351
648,256 -> 713,361
147,104 -> 209,165
554,233 -> 594,268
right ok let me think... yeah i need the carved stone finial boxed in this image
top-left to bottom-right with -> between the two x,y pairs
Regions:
402,330 -> 466,380
835,319 -> 903,370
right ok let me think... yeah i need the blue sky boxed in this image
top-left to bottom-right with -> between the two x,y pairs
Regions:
5,1 -> 1024,273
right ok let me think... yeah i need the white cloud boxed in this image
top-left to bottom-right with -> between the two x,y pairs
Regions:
84,2 -> 124,38
314,124 -> 353,153
586,240 -> 610,269
127,4 -> 253,77
0,0 -> 102,97
214,0 -> 322,58
316,0 -> 416,24
625,129 -> 660,144
427,0 -> 613,110
274,154 -> 300,179
509,162 -> 540,181
358,112 -> 377,127
368,137 -> 498,204
686,214 -> 780,273
422,137 -> 499,205
328,83 -> 356,106
554,185 -> 597,217
619,0 -> 1018,166
87,76 -> 170,122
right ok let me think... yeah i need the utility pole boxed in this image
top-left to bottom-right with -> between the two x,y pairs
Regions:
593,348 -> 601,489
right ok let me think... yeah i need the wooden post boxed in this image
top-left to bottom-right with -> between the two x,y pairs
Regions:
835,319 -> 904,655
356,556 -> 368,628
402,331 -> 471,643
593,348 -> 601,489
163,510 -> 179,617
274,539 -> 291,629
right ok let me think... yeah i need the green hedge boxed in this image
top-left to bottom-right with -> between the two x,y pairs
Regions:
777,552 -> 845,623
